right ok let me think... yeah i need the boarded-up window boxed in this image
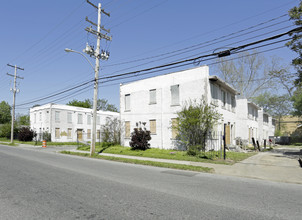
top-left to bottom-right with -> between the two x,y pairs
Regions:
150,120 -> 156,134
87,115 -> 91,125
78,114 -> 83,124
67,112 -> 72,123
171,85 -> 179,106
87,129 -> 91,139
67,128 -> 72,139
149,89 -> 156,104
171,118 -> 178,139
125,121 -> 130,138
55,111 -> 60,122
55,128 -> 60,139
125,94 -> 130,111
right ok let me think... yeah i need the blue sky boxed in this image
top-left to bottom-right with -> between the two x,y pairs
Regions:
0,0 -> 299,115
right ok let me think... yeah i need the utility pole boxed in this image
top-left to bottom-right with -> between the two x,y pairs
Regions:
7,64 -> 24,144
85,0 -> 111,156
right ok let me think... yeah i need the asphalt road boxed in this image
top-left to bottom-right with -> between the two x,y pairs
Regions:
0,145 -> 301,220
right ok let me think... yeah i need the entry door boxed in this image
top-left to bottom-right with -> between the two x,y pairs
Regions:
77,129 -> 83,141
225,124 -> 230,145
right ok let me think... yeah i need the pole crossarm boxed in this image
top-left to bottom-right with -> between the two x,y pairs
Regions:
7,73 -> 24,79
86,17 -> 110,33
85,27 -> 112,41
86,0 -> 110,17
7,63 -> 24,71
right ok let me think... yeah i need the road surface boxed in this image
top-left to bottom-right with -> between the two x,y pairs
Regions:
0,145 -> 301,219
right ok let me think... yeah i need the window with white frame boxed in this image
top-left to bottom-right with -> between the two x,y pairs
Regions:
67,112 -> 72,123
34,113 -> 36,123
77,113 -> 83,124
125,94 -> 130,111
210,83 -> 219,105
149,89 -> 157,104
39,112 -> 42,121
87,114 -> 91,125
231,95 -> 236,112
221,90 -> 226,108
55,111 -> 60,122
171,85 -> 180,106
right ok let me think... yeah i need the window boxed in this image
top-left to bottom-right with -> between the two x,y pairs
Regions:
67,112 -> 72,123
227,93 -> 231,110
87,115 -> 91,125
149,120 -> 156,134
97,130 -> 100,140
221,90 -> 226,108
125,121 -> 130,138
97,116 -> 100,125
231,96 -> 236,112
39,112 -> 42,121
78,113 -> 83,124
125,94 -> 130,111
67,128 -> 72,139
87,129 -> 91,139
55,111 -> 60,122
263,114 -> 269,124
210,83 -> 218,105
149,89 -> 156,104
171,85 -> 180,106
34,113 -> 36,123
55,128 -> 60,139
171,118 -> 178,139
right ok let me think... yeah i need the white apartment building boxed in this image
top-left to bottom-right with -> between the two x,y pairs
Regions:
30,104 -> 119,142
120,66 -> 239,150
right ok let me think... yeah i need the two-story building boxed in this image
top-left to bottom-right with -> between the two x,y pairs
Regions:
120,65 -> 239,150
30,104 -> 119,142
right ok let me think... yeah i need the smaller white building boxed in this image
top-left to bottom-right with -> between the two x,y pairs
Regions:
30,104 -> 119,142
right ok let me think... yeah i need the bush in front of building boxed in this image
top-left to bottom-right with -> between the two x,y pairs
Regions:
42,131 -> 51,142
18,127 -> 36,142
129,122 -> 151,151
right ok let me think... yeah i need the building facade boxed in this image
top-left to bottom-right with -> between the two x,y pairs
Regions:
30,104 -> 119,142
120,66 -> 240,150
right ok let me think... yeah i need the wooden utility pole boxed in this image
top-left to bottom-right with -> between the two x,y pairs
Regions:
7,64 -> 24,143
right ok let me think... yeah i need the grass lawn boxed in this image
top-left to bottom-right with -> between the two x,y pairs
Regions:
77,145 -> 257,165
61,151 -> 214,173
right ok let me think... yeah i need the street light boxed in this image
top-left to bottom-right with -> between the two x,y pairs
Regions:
64,48 -> 95,71
65,48 -> 99,156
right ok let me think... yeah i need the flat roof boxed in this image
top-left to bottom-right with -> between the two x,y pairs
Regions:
209,75 -> 240,95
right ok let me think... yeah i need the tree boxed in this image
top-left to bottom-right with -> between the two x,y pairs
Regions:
251,93 -> 292,130
292,86 -> 302,116
67,99 -> 92,108
0,101 -> 11,124
287,1 -> 302,85
67,98 -> 118,112
100,118 -> 122,144
97,99 -> 118,112
216,51 -> 275,99
16,114 -> 30,126
174,99 -> 221,152
129,122 -> 151,151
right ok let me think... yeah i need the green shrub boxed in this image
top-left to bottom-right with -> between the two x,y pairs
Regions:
187,145 -> 203,156
42,131 -> 51,142
18,127 -> 35,141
